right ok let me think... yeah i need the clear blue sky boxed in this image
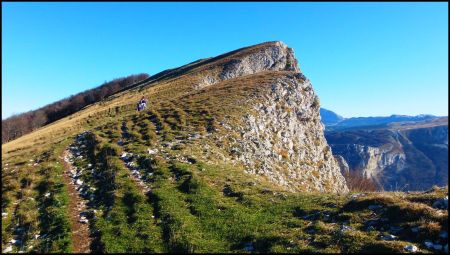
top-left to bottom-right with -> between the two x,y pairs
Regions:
2,2 -> 448,119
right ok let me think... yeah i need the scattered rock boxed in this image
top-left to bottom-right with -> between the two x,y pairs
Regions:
9,239 -> 21,245
3,246 -> 13,253
44,192 -> 51,198
147,148 -> 158,155
381,234 -> 396,241
404,244 -> 418,253
340,225 -> 353,233
2,212 -> 8,217
79,216 -> 89,224
126,162 -> 137,168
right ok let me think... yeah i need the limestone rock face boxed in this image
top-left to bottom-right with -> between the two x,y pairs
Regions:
224,73 -> 348,193
334,155 -> 350,174
327,125 -> 448,191
197,41 -> 299,88
219,42 -> 299,80
332,143 -> 406,180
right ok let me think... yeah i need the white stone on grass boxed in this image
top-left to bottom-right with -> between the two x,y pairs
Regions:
147,148 -> 159,155
404,245 -> 418,253
381,234 -> 396,241
3,246 -> 13,253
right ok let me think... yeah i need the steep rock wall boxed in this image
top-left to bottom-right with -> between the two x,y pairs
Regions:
224,74 -> 348,193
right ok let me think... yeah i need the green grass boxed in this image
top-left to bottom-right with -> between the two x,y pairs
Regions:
35,144 -> 73,253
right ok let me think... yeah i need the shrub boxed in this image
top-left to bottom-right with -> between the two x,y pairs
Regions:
343,171 -> 379,192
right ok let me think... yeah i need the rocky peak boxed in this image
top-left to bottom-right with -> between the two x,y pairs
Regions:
196,41 -> 301,88
224,73 -> 348,193
190,41 -> 350,193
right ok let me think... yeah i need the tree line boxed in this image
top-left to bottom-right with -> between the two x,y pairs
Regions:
2,73 -> 149,144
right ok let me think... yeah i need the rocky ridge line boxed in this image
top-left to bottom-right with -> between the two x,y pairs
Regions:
196,41 -> 299,89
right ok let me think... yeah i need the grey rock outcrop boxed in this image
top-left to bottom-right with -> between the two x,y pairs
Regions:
224,73 -> 348,193
332,143 -> 406,180
196,41 -> 299,88
334,155 -> 350,175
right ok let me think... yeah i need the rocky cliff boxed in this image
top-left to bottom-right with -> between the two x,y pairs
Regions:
149,41 -> 349,193
222,74 -> 348,193
325,119 -> 448,191
186,42 -> 348,193
195,41 -> 300,89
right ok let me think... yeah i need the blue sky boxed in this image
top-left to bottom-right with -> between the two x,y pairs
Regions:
2,2 -> 448,119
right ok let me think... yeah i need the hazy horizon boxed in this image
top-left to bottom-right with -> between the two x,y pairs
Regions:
2,2 -> 448,119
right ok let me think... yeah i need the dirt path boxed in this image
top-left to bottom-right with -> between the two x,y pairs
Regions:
61,150 -> 92,253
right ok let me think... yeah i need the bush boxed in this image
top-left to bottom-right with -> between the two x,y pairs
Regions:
343,171 -> 379,192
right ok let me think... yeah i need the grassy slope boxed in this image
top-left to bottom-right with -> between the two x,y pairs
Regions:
2,44 -> 448,253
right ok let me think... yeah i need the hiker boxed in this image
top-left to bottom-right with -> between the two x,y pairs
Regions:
136,101 -> 142,111
137,97 -> 148,111
140,97 -> 147,109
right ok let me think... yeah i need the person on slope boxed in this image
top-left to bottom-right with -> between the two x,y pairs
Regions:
137,96 -> 148,111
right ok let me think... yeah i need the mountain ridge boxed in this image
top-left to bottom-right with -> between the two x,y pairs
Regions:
320,108 -> 442,131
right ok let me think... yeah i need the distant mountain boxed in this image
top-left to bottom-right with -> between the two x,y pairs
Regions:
320,108 -> 439,131
320,108 -> 344,126
324,116 -> 448,191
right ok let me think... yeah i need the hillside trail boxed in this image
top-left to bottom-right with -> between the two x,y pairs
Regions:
60,149 -> 92,253
119,121 -> 151,194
